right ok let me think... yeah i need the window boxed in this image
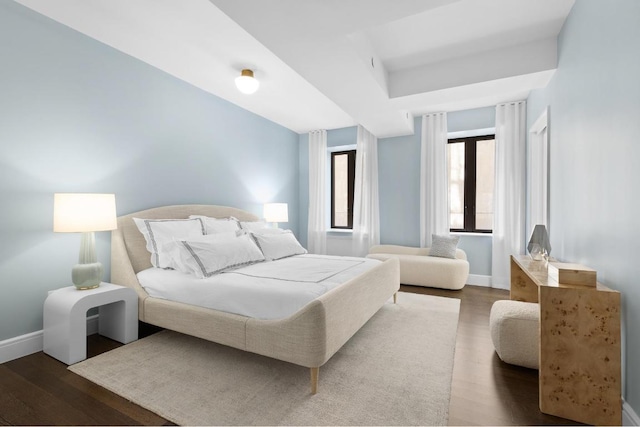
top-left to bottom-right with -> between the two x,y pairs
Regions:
331,149 -> 356,229
447,134 -> 495,232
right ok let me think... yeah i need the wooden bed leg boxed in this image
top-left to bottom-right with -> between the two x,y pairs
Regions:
310,367 -> 319,395
393,292 -> 397,304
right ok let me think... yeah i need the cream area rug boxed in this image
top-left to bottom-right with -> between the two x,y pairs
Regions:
70,292 -> 460,426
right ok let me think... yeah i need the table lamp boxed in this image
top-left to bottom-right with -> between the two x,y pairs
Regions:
53,193 -> 117,290
263,203 -> 288,228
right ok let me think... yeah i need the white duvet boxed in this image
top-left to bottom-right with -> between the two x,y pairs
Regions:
137,254 -> 381,320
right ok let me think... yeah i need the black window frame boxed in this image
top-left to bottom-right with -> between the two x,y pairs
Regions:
330,149 -> 356,229
448,134 -> 495,233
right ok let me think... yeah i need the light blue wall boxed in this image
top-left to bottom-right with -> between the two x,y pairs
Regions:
0,2 -> 299,341
527,0 -> 640,409
448,107 -> 496,133
378,122 -> 422,247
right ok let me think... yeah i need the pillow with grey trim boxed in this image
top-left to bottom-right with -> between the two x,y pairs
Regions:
171,233 -> 265,279
188,215 -> 241,235
429,234 -> 460,259
133,217 -> 205,268
249,230 -> 307,261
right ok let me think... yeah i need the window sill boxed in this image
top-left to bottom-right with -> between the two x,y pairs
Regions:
450,232 -> 493,237
328,229 -> 352,234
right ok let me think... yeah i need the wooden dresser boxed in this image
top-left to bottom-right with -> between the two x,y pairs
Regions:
510,255 -> 622,425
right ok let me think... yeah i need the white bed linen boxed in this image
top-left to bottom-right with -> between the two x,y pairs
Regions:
137,254 -> 381,320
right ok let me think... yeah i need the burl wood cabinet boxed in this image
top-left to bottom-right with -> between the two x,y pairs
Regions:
510,255 -> 621,426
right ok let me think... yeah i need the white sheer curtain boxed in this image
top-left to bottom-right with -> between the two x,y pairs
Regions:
492,101 -> 527,288
352,125 -> 380,257
528,107 -> 549,234
307,130 -> 327,254
420,112 -> 449,248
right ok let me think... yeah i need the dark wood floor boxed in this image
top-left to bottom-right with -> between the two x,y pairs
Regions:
0,285 -> 580,426
402,285 -> 579,426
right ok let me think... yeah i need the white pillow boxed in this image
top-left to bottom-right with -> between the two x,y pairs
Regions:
189,215 -> 240,235
248,227 -> 287,235
133,218 -> 205,268
429,234 -> 460,259
240,220 -> 268,231
250,230 -> 307,261
171,233 -> 265,278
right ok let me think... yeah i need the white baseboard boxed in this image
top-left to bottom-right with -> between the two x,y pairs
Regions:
467,274 -> 492,287
0,330 -> 43,364
0,314 -> 100,364
87,313 -> 99,335
624,399 -> 640,426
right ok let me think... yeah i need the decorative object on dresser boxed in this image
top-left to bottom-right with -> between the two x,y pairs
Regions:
510,255 -> 621,426
527,224 -> 551,260
547,261 -> 597,287
53,193 -> 117,290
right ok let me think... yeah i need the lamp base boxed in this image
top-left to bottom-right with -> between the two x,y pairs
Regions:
72,262 -> 103,290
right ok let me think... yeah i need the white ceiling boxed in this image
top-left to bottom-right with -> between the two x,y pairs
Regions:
14,0 -> 574,138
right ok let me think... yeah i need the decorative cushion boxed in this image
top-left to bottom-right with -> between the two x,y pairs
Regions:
250,230 -> 307,261
429,234 -> 460,259
169,233 -> 265,279
133,218 -> 205,268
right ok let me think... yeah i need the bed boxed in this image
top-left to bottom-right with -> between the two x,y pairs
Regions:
110,204 -> 400,394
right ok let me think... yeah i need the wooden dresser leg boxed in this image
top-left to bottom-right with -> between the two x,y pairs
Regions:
310,367 -> 319,395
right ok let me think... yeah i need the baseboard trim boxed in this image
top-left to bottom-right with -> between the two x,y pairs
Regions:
624,399 -> 640,426
87,314 -> 99,335
0,314 -> 100,364
0,330 -> 43,364
467,274 -> 492,287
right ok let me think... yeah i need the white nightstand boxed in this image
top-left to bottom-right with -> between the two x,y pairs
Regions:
43,282 -> 138,365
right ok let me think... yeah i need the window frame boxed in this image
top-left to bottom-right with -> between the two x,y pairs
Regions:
330,149 -> 356,230
448,134 -> 495,233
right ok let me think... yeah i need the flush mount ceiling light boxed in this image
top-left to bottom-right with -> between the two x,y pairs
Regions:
235,69 -> 259,94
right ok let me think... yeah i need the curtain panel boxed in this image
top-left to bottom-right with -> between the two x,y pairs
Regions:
420,112 -> 449,248
352,125 -> 380,257
528,107 -> 549,235
492,101 -> 527,288
307,130 -> 327,254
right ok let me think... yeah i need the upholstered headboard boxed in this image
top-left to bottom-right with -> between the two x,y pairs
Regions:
110,204 -> 259,316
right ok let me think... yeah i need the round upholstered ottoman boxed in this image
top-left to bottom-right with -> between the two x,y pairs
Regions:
489,300 -> 539,369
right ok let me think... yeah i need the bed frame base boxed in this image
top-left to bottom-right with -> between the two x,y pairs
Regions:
111,204 -> 401,396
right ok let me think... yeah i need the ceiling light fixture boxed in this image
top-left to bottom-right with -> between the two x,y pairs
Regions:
235,69 -> 259,94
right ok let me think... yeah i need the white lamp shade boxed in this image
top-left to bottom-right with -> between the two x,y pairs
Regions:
235,69 -> 259,94
54,193 -> 117,232
263,203 -> 288,223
